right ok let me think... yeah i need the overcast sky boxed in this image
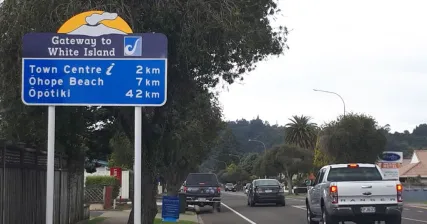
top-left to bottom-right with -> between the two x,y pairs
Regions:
218,0 -> 427,132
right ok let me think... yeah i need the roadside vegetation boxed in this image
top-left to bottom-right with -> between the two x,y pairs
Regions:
210,114 -> 427,191
87,217 -> 107,224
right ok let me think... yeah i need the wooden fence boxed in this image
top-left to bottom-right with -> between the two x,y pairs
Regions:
0,140 -> 86,224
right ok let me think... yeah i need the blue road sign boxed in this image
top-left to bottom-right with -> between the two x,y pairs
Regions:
161,196 -> 180,222
22,33 -> 168,106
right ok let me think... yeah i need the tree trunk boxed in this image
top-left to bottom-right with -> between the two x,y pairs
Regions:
127,171 -> 158,224
286,171 -> 293,195
166,183 -> 180,196
165,169 -> 184,197
142,170 -> 158,224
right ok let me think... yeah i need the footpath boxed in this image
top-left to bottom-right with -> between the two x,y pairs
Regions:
96,210 -> 201,224
93,200 -> 202,224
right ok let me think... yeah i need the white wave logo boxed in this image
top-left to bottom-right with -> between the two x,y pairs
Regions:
124,38 -> 141,56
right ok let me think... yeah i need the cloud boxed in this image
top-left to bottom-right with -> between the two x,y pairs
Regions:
85,12 -> 118,25
219,0 -> 427,132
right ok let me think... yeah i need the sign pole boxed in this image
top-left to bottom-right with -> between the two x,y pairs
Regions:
46,106 -> 55,224
21,11 -> 167,224
134,106 -> 142,224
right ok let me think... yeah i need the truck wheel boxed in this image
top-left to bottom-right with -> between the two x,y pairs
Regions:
306,204 -> 318,224
216,203 -> 221,212
321,206 -> 338,224
385,216 -> 402,224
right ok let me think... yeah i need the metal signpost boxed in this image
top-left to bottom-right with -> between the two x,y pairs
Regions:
377,151 -> 403,180
21,11 -> 167,224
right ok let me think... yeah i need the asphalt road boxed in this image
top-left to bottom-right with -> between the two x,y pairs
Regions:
198,192 -> 427,224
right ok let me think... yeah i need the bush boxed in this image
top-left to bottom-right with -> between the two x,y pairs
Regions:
86,176 -> 121,199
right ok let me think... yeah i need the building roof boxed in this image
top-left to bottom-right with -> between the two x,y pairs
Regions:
402,159 -> 411,166
399,150 -> 427,177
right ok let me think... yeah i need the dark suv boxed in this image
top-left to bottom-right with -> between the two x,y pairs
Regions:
183,173 -> 221,212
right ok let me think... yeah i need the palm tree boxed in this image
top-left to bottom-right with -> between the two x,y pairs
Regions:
285,115 -> 318,150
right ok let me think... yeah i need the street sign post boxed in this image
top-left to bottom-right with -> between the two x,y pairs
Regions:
21,11 -> 167,224
377,151 -> 403,180
110,167 -> 123,202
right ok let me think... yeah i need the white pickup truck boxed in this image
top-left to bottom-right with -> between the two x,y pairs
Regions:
305,163 -> 403,224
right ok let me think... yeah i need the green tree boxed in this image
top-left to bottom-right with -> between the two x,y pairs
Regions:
108,129 -> 134,170
158,91 -> 223,195
240,153 -> 260,174
313,137 -> 332,169
219,163 -> 250,183
215,128 -> 242,168
319,113 -> 387,163
413,124 -> 427,136
274,144 -> 313,192
285,115 -> 317,149
252,149 -> 281,178
0,0 -> 287,223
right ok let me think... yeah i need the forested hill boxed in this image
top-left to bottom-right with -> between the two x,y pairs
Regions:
226,117 -> 427,158
385,124 -> 427,157
227,116 -> 285,153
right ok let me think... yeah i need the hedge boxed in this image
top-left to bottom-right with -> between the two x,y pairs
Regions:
86,176 -> 121,199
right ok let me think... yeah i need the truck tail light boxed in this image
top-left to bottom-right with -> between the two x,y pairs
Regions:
183,186 -> 187,193
396,184 -> 403,202
217,187 -> 221,193
329,185 -> 338,204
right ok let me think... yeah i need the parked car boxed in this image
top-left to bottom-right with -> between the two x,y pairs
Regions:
225,183 -> 236,192
182,173 -> 221,212
306,163 -> 403,224
247,179 -> 286,206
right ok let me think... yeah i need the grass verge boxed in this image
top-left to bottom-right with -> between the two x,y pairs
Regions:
87,217 -> 107,224
154,218 -> 196,224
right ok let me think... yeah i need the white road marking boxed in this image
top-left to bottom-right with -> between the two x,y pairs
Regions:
403,217 -> 427,223
287,198 -> 304,202
292,205 -> 306,210
221,202 -> 257,224
407,205 -> 427,210
291,206 -> 427,223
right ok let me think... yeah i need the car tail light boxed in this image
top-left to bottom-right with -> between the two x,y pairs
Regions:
329,185 -> 338,204
396,184 -> 403,202
183,186 -> 187,193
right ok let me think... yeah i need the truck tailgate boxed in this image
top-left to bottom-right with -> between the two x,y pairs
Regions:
336,181 -> 398,205
185,185 -> 220,197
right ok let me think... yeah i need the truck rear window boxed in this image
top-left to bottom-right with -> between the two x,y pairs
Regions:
185,173 -> 219,185
327,167 -> 382,182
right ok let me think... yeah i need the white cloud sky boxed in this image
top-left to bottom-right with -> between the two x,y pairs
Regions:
218,0 -> 427,132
